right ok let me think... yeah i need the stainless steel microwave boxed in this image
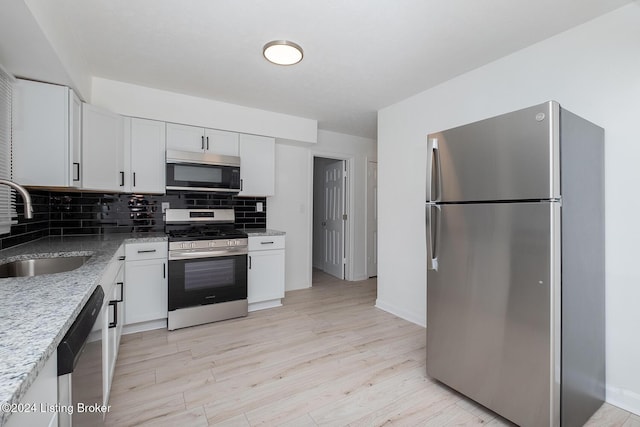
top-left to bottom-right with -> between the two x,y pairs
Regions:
166,150 -> 241,192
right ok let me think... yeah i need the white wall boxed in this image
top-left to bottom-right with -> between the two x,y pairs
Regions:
22,0 -> 92,98
268,130 -> 377,291
0,0 -> 90,99
377,3 -> 640,415
89,77 -> 375,294
91,77 -> 317,143
267,142 -> 312,290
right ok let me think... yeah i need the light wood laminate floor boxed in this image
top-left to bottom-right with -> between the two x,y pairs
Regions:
106,272 -> 637,426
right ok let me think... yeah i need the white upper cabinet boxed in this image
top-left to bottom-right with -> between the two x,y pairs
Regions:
205,128 -> 239,156
124,117 -> 166,194
165,123 -> 203,152
166,123 -> 239,156
239,134 -> 275,197
82,103 -> 124,192
12,79 -> 82,187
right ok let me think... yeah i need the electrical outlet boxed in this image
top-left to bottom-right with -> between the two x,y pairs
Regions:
256,202 -> 263,212
161,202 -> 170,213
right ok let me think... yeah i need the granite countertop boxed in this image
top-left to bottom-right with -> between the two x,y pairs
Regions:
245,229 -> 286,237
0,233 -> 166,427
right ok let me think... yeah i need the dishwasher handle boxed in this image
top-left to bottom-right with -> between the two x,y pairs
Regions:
57,286 -> 105,376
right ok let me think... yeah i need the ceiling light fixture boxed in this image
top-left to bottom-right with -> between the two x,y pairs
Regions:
263,40 -> 304,66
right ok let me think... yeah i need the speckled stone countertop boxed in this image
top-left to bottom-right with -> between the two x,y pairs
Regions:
245,229 -> 286,237
0,234 -> 166,427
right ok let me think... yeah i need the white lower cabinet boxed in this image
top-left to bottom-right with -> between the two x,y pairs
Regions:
4,353 -> 58,427
248,235 -> 285,311
99,246 -> 126,407
106,262 -> 124,396
124,242 -> 168,330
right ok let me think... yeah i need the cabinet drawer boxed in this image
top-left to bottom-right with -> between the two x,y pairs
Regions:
125,241 -> 168,261
248,235 -> 285,251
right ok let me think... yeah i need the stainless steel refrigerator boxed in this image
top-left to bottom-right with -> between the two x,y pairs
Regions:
425,101 -> 605,427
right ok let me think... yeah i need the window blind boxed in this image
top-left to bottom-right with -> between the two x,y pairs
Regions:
0,64 -> 15,235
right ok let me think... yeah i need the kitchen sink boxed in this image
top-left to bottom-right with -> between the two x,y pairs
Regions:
0,255 -> 92,278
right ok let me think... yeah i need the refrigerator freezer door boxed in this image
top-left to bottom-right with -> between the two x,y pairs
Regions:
427,101 -> 560,203
426,201 -> 561,427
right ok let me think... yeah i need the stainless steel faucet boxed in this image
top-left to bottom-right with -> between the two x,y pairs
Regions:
0,179 -> 33,219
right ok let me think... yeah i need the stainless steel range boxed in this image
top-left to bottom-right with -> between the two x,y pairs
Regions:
165,208 -> 248,330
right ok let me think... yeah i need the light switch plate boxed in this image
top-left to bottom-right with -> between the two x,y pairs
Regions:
256,202 -> 263,212
161,202 -> 171,213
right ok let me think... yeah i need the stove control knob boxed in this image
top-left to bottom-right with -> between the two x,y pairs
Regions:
190,242 -> 197,249
227,240 -> 233,247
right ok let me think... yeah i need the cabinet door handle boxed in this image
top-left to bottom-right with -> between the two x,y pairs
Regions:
201,135 -> 205,150
163,263 -> 166,279
240,179 -> 243,191
137,249 -> 156,254
133,172 -> 136,187
206,136 -> 209,150
261,241 -> 275,245
116,282 -> 124,302
73,162 -> 80,182
120,171 -> 125,187
118,256 -> 126,261
249,256 -> 252,269
108,300 -> 118,328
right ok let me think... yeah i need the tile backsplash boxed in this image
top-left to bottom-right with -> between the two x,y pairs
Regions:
0,191 -> 49,250
0,190 -> 266,250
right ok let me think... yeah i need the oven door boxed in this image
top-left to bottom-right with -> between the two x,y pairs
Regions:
168,252 -> 248,310
166,161 -> 241,192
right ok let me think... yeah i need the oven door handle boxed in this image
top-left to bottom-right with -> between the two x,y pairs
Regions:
169,249 -> 248,260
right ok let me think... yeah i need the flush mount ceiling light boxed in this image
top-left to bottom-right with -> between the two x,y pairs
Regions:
263,40 -> 304,66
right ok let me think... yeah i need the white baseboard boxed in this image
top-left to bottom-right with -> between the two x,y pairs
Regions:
606,385 -> 640,416
123,319 -> 167,335
375,298 -> 426,328
249,299 -> 282,312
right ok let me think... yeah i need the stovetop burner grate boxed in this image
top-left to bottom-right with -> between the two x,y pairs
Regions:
164,208 -> 247,242
166,225 -> 247,241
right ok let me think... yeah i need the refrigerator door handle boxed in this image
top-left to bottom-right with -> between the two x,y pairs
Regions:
426,204 -> 440,271
427,137 -> 442,202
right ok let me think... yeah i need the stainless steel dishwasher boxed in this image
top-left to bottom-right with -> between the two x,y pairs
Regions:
57,286 -> 105,427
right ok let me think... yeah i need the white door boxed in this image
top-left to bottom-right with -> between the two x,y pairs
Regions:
367,161 -> 378,277
322,160 -> 345,279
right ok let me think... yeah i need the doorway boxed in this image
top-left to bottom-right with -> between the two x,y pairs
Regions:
312,157 -> 347,281
367,160 -> 378,278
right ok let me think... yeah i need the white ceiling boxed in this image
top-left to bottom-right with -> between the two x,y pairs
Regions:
3,0 -> 634,139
